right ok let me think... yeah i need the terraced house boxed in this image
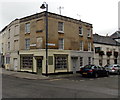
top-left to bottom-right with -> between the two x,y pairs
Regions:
0,19 -> 20,70
1,11 -> 94,75
93,33 -> 120,66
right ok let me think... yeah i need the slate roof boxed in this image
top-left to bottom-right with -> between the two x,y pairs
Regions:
110,31 -> 120,39
93,34 -> 120,46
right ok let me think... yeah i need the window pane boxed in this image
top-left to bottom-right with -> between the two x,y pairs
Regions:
25,39 -> 30,49
58,22 -> 64,32
25,23 -> 30,33
55,56 -> 67,70
80,41 -> 83,51
59,38 -> 64,49
79,27 -> 83,35
80,57 -> 83,66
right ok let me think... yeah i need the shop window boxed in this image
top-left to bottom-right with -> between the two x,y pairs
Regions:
55,55 -> 67,70
21,56 -> 33,70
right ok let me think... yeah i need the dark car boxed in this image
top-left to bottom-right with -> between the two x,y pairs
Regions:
80,65 -> 109,78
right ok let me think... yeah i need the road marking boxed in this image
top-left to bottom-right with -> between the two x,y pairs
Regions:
97,78 -> 100,79
104,77 -> 107,78
79,80 -> 85,81
49,79 -> 62,81
89,79 -> 94,80
110,76 -> 114,77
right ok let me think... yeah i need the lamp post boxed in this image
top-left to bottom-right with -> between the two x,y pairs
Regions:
40,2 -> 48,76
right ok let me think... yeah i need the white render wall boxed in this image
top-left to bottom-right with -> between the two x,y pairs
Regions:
1,19 -> 20,70
94,43 -> 120,66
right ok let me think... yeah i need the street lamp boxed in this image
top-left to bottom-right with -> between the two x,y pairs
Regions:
40,2 -> 48,76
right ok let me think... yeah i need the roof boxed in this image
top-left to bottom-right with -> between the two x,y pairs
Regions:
20,11 -> 92,27
110,31 -> 120,39
93,34 -> 120,46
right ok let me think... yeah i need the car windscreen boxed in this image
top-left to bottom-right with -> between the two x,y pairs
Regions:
84,65 -> 94,69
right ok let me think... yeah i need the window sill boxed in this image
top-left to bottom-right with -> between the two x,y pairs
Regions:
79,34 -> 83,36
25,32 -> 30,34
58,31 -> 64,34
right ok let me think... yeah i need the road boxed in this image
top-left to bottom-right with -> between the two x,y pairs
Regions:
2,74 -> 119,99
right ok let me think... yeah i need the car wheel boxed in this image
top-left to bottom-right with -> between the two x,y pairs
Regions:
94,73 -> 98,78
106,72 -> 109,77
117,71 -> 120,75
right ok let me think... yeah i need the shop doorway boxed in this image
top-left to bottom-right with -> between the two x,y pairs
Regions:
36,57 -> 43,74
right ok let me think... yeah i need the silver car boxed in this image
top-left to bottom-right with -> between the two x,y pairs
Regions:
105,64 -> 120,75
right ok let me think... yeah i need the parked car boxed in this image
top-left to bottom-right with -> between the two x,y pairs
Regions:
104,64 -> 120,75
80,64 -> 109,78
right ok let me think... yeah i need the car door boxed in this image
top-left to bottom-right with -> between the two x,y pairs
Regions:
96,66 -> 102,75
101,67 -> 107,75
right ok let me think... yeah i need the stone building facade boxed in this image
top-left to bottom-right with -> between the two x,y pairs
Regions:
1,11 -> 94,74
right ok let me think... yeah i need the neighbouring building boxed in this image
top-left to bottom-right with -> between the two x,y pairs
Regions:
93,34 -> 120,66
1,19 -> 20,70
0,33 -> 2,67
110,30 -> 120,65
1,11 -> 94,74
110,31 -> 120,43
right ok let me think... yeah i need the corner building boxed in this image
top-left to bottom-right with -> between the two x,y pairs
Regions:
19,12 -> 94,74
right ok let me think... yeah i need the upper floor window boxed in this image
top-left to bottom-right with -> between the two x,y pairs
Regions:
58,22 -> 64,33
79,27 -> 83,35
14,40 -> 19,50
88,42 -> 91,51
87,29 -> 91,37
2,43 -> 3,53
14,25 -> 19,36
36,37 -> 43,48
25,23 -> 30,33
25,38 -> 30,50
8,42 -> 10,51
8,29 -> 10,38
80,41 -> 83,51
59,38 -> 64,50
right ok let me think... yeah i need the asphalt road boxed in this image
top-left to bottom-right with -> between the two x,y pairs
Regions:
2,74 -> 119,99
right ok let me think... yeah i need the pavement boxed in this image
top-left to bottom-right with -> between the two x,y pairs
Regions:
0,68 -> 80,80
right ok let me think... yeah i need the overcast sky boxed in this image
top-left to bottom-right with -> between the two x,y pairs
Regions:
0,0 -> 119,36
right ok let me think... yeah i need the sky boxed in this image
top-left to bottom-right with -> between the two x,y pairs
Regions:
0,0 -> 119,36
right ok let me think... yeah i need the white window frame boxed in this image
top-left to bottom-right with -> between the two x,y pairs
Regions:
25,38 -> 30,50
88,42 -> 91,51
55,55 -> 67,70
8,29 -> 10,39
25,23 -> 30,33
87,29 -> 91,37
88,57 -> 91,65
8,42 -> 10,51
80,57 -> 83,67
59,38 -> 64,50
58,22 -> 64,33
79,27 -> 83,36
80,41 -> 83,51
6,57 -> 10,64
